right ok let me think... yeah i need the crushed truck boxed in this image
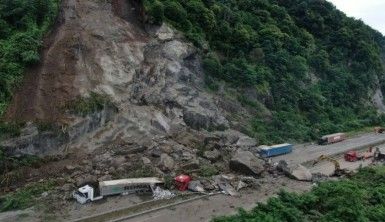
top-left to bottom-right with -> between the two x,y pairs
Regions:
73,177 -> 163,204
318,133 -> 346,145
259,143 -> 293,158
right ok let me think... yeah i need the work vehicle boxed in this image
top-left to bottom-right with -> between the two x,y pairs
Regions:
344,151 -> 363,162
174,174 -> 191,191
344,148 -> 373,162
73,177 -> 163,204
318,133 -> 346,145
259,143 -> 293,158
312,155 -> 348,176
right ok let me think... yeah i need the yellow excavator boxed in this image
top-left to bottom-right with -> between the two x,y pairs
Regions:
312,155 -> 349,177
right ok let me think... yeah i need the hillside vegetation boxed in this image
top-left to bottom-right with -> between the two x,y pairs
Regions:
1,0 -> 385,144
213,167 -> 385,221
0,0 -> 59,115
144,0 -> 385,143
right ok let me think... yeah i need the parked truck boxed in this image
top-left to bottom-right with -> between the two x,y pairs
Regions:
73,177 -> 163,204
318,133 -> 346,145
259,143 -> 293,158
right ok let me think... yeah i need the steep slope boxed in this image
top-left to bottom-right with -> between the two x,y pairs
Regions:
2,0 -> 242,160
143,0 -> 385,143
0,0 -> 59,116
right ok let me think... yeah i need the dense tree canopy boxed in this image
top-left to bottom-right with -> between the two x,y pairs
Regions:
144,0 -> 385,143
0,0 -> 59,115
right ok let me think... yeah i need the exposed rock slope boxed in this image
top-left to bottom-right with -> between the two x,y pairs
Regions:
3,0 -> 254,177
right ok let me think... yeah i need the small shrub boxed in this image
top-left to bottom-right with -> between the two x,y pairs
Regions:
0,122 -> 25,140
199,164 -> 218,177
0,180 -> 56,212
163,175 -> 173,189
65,93 -> 113,116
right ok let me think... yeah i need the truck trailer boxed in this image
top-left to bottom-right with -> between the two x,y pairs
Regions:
318,133 -> 346,145
259,143 -> 293,158
73,177 -> 163,204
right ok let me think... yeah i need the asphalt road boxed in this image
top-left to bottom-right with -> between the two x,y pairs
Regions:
120,177 -> 311,222
5,132 -> 382,222
272,133 -> 385,166
122,132 -> 385,222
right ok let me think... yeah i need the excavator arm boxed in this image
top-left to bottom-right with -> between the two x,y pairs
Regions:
313,155 -> 343,176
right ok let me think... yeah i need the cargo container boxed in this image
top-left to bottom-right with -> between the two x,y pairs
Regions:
73,177 -> 163,204
259,143 -> 293,158
318,133 -> 346,145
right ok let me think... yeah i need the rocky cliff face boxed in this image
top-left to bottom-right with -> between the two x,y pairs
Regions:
2,0 -> 257,182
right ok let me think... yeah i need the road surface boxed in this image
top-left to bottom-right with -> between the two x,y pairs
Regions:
120,177 -> 311,222
4,132 -> 385,222
273,133 -> 385,166
118,133 -> 385,222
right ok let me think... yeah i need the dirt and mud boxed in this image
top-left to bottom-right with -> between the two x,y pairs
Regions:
5,0 -> 148,122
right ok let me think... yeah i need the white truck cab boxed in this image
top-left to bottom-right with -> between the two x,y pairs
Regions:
72,185 -> 103,204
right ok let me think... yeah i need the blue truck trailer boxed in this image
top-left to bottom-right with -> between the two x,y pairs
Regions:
259,143 -> 293,158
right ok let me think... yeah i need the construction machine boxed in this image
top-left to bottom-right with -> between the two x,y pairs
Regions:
344,148 -> 374,162
312,155 -> 348,177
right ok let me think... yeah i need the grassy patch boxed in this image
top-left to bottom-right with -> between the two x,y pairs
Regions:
0,122 -> 25,140
0,180 -> 56,212
65,92 -> 114,116
0,147 -> 45,173
199,164 -> 218,177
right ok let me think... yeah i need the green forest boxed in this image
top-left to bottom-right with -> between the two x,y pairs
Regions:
1,0 -> 385,144
144,0 -> 385,143
213,167 -> 385,221
0,0 -> 59,115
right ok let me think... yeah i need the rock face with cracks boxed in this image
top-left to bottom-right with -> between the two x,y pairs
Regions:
2,0 -> 261,181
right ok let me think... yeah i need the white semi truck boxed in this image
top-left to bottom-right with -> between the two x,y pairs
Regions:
73,177 -> 163,204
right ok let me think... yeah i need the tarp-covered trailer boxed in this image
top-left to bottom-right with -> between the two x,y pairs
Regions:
73,177 -> 164,204
260,143 -> 293,158
318,133 -> 346,145
100,177 -> 163,196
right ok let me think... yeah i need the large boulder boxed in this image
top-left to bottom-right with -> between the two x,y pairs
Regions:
236,136 -> 257,148
159,153 -> 175,172
229,150 -> 265,176
151,112 -> 170,133
291,165 -> 313,181
75,175 -> 97,187
188,180 -> 205,192
203,149 -> 221,161
183,109 -> 229,131
277,161 -> 312,181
